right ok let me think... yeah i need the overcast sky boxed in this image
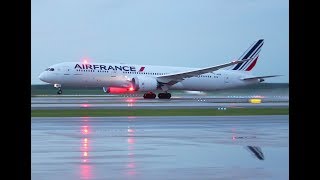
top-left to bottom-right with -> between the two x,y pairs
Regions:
32,0 -> 288,84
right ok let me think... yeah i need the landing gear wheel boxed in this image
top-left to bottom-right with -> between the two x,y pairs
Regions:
143,92 -> 156,99
57,89 -> 62,95
158,93 -> 171,99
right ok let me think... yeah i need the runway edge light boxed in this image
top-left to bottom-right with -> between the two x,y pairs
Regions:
249,98 -> 262,104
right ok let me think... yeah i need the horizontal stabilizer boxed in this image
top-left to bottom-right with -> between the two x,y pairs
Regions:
241,75 -> 282,81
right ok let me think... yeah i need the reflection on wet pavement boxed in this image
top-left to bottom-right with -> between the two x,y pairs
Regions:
32,115 -> 288,179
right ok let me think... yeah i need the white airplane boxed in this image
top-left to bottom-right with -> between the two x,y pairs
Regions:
39,39 -> 280,99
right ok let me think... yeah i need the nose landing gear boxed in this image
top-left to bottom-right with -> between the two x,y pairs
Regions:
57,88 -> 62,94
54,84 -> 62,95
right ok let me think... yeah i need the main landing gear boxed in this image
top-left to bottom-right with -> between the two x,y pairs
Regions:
143,92 -> 171,99
158,92 -> 171,99
54,84 -> 62,95
143,92 -> 156,99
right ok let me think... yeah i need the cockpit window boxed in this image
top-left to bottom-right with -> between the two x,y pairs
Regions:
45,68 -> 55,71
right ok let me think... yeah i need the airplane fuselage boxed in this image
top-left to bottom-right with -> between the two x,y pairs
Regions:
39,62 -> 259,91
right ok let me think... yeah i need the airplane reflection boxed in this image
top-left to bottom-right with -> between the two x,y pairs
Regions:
245,146 -> 264,160
80,164 -> 92,179
126,98 -> 136,107
231,128 -> 264,160
82,125 -> 90,135
81,103 -> 91,108
80,117 -> 92,179
127,126 -> 137,176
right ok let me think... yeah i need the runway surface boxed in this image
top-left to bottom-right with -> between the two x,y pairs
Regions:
31,96 -> 288,110
32,115 -> 288,180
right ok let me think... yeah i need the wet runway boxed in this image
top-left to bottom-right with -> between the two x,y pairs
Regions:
32,115 -> 288,180
31,96 -> 289,110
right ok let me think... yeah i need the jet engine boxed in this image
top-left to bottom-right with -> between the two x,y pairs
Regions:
131,76 -> 159,91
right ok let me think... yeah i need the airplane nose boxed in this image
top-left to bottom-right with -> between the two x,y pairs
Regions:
39,72 -> 46,82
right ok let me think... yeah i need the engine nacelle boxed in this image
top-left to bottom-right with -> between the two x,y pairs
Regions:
131,76 -> 158,91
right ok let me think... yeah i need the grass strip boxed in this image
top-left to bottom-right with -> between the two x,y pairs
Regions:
32,108 -> 288,117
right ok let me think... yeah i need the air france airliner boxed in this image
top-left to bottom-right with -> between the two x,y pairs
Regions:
39,39 -> 280,99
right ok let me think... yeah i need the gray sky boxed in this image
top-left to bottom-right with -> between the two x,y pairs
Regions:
32,0 -> 288,84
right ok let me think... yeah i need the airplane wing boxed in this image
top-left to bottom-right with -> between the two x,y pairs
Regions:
241,75 -> 282,81
156,59 -> 251,85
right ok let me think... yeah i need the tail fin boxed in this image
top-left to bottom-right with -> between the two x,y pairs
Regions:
228,39 -> 264,71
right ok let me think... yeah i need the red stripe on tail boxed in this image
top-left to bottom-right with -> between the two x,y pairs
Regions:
245,57 -> 258,71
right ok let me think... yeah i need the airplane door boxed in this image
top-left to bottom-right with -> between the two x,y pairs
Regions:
224,76 -> 229,83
